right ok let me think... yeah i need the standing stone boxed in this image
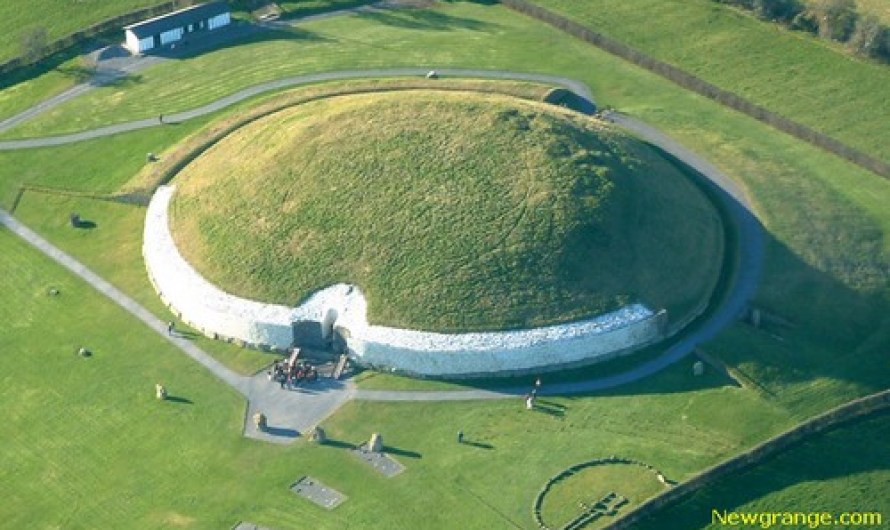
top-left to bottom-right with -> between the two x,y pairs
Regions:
693,361 -> 705,377
751,308 -> 762,329
309,426 -> 327,443
253,412 -> 267,432
369,432 -> 383,453
155,383 -> 167,400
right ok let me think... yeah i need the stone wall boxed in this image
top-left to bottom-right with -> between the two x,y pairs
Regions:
144,185 -> 666,375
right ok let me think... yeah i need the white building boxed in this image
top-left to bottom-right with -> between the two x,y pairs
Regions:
124,2 -> 231,55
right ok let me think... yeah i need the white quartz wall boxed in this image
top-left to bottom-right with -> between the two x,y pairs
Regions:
144,185 -> 295,349
144,185 -> 666,375
345,307 -> 666,377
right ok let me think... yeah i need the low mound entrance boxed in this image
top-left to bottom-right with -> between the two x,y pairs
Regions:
170,90 -> 723,332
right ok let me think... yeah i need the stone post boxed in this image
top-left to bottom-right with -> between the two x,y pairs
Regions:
369,432 -> 383,452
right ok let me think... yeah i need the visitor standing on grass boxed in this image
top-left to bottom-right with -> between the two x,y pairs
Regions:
167,321 -> 174,335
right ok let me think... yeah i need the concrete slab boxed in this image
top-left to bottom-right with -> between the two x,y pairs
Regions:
352,444 -> 406,478
290,476 -> 346,509
232,522 -> 274,530
243,372 -> 355,443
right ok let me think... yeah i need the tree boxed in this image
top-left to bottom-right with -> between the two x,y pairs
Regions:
20,26 -> 48,65
807,0 -> 858,42
753,0 -> 804,23
847,14 -> 883,57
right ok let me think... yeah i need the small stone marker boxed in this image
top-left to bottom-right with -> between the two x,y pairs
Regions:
309,425 -> 326,443
77,346 -> 91,358
155,383 -> 167,400
369,432 -> 383,453
693,361 -> 705,377
253,412 -> 267,432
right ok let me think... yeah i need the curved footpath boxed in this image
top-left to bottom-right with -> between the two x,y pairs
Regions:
0,68 -> 593,150
0,66 -> 763,443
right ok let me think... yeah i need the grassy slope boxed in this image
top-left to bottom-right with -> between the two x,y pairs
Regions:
0,227 -> 793,528
0,0 -> 164,62
0,1 -> 884,403
171,90 -> 722,331
0,3 -> 651,138
542,463 -> 667,528
0,117 -> 211,207
11,191 -> 274,375
0,1 -> 883,401
632,411 -> 890,530
532,0 -> 890,164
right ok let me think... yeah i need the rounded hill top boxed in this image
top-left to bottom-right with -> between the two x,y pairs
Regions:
170,90 -> 723,331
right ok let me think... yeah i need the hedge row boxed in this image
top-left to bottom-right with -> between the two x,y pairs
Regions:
603,388 -> 890,529
501,0 -> 890,179
714,0 -> 890,62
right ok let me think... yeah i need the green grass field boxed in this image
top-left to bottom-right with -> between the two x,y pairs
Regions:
541,462 -> 668,528
0,226 -> 796,527
1,1 -> 889,526
531,0 -> 890,165
0,0 -> 884,404
0,0 -> 164,63
633,411 -> 890,529
170,89 -> 722,331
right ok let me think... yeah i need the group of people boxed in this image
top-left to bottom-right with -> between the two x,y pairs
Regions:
269,359 -> 319,389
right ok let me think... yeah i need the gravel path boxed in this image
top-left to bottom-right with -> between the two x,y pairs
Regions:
0,60 -> 762,439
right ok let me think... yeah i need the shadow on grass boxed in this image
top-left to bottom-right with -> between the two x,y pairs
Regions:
71,218 -> 96,229
462,440 -> 494,450
150,23 -> 334,62
55,64 -> 95,83
355,8 -> 499,32
383,445 -> 422,459
632,410 -> 890,530
534,401 -> 566,417
173,329 -> 202,340
320,438 -> 356,450
165,395 -> 193,405
93,72 -> 144,88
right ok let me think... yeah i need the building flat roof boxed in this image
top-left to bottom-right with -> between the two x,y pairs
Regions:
124,1 -> 230,38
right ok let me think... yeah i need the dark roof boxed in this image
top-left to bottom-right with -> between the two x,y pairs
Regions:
124,2 -> 230,38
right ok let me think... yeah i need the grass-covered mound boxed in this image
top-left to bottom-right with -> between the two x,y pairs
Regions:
170,90 -> 723,331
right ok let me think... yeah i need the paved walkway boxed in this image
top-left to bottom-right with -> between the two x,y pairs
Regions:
0,47 -> 763,442
0,68 -> 593,150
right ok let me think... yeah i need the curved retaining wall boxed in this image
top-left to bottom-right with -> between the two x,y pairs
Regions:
144,185 -> 666,376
